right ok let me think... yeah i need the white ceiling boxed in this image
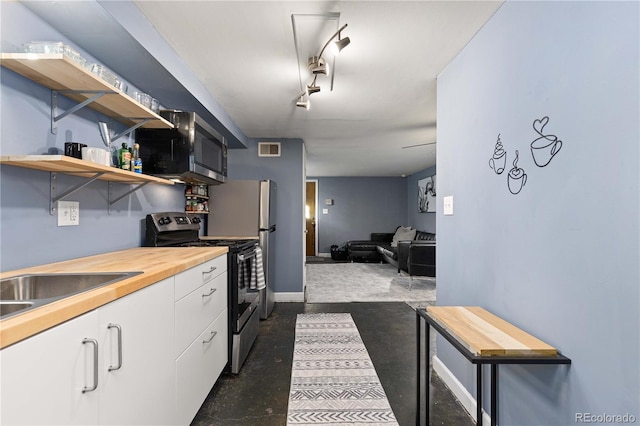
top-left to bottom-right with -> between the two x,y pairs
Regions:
132,1 -> 504,177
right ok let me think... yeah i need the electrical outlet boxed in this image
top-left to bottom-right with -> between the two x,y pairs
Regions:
322,208 -> 329,215
58,201 -> 80,226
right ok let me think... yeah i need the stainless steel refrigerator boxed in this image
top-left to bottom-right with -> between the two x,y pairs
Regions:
207,180 -> 276,319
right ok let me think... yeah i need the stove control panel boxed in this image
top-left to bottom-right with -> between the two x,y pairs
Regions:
148,212 -> 200,232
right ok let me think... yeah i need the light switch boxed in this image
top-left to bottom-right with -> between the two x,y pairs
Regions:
443,196 -> 454,216
322,208 -> 329,214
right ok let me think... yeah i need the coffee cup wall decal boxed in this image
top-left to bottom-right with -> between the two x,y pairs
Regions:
507,150 -> 527,195
531,116 -> 562,167
489,133 -> 507,174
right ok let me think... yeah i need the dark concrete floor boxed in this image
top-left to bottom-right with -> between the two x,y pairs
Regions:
191,302 -> 474,426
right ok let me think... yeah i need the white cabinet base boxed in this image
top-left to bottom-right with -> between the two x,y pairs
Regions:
176,309 -> 228,425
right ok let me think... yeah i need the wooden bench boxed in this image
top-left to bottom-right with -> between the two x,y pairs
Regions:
416,306 -> 571,426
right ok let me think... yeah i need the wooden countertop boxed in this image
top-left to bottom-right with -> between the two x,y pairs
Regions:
0,247 -> 228,349
426,306 -> 558,356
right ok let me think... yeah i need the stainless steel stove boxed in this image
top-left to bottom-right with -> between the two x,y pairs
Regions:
145,212 -> 260,374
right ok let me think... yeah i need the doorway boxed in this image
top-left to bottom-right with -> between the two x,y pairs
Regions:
305,180 -> 317,256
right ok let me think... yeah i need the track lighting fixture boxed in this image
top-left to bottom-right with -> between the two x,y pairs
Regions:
306,76 -> 321,96
330,31 -> 351,56
308,56 -> 328,75
296,95 -> 310,110
295,22 -> 350,109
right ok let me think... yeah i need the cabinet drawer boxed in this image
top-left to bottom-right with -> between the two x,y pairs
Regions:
175,255 -> 227,301
175,271 -> 227,356
176,310 -> 228,425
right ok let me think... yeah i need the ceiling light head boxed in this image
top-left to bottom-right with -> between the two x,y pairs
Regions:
330,35 -> 351,56
306,76 -> 321,96
308,56 -> 327,75
296,95 -> 310,110
306,84 -> 321,96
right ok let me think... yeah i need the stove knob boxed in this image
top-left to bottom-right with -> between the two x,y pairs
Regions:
158,217 -> 166,225
192,217 -> 201,224
164,216 -> 172,224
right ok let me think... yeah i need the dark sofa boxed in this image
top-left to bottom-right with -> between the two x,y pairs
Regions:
346,227 -> 436,277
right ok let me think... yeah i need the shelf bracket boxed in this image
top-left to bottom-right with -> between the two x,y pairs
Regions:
50,171 -> 106,215
108,181 -> 151,215
111,118 -> 152,142
51,89 -> 115,134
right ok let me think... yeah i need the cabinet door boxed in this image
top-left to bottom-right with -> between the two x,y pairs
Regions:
176,309 -> 228,425
0,310 -> 101,425
98,277 -> 175,425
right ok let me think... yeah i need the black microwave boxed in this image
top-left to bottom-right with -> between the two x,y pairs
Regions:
135,110 -> 227,185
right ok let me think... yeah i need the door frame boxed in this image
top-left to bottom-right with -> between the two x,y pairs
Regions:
305,179 -> 319,257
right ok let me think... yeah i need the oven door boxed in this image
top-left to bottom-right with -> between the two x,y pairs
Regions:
235,248 -> 260,333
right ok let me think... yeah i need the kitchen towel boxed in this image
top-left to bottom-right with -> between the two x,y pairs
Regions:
250,246 -> 266,290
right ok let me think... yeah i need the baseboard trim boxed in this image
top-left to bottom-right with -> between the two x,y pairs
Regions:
432,355 -> 492,425
274,292 -> 305,302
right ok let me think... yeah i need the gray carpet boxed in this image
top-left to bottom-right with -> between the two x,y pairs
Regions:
287,313 -> 399,425
305,263 -> 436,309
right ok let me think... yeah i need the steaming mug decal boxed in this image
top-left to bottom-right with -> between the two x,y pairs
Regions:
489,133 -> 507,174
507,150 -> 527,195
530,116 -> 562,167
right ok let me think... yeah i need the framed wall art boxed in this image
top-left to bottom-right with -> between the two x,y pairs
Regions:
418,175 -> 436,213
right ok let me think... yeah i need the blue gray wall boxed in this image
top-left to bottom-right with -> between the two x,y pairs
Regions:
310,177 -> 408,253
0,3 -> 306,301
437,1 -> 639,424
227,139 -> 304,294
0,2 -> 184,271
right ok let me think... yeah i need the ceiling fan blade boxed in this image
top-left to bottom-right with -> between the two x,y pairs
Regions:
401,142 -> 436,149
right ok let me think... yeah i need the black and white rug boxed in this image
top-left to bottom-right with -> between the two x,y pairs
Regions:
305,263 -> 436,310
287,313 -> 399,425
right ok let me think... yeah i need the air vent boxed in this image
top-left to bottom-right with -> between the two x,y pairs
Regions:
258,142 -> 281,157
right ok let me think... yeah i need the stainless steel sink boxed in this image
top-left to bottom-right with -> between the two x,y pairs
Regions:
0,301 -> 34,317
0,272 -> 141,319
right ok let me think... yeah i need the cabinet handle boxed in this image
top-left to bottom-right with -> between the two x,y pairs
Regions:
202,331 -> 217,344
203,266 -> 217,275
82,338 -> 99,393
202,287 -> 217,298
107,323 -> 123,372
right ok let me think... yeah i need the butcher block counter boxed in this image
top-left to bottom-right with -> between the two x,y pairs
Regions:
0,246 -> 228,349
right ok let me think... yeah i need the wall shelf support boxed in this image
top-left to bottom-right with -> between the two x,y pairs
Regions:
50,171 -> 106,214
111,118 -> 152,142
108,181 -> 150,214
51,90 -> 114,134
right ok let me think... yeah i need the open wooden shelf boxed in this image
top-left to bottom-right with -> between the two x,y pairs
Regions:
0,53 -> 173,130
0,155 -> 174,185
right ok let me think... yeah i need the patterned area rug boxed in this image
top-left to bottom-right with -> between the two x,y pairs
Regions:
287,313 -> 399,425
305,263 -> 435,310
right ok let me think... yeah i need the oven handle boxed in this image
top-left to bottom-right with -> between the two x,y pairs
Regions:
237,251 -> 257,263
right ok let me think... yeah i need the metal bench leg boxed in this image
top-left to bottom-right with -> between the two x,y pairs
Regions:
477,364 -> 483,426
491,364 -> 498,426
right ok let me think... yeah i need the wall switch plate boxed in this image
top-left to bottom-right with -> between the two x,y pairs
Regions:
443,196 -> 454,216
58,201 -> 79,226
322,208 -> 329,214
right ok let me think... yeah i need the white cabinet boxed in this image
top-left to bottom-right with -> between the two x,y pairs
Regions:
176,310 -> 227,424
1,310 -> 101,425
0,278 -> 174,426
0,254 -> 229,426
174,255 -> 228,424
99,277 -> 175,425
